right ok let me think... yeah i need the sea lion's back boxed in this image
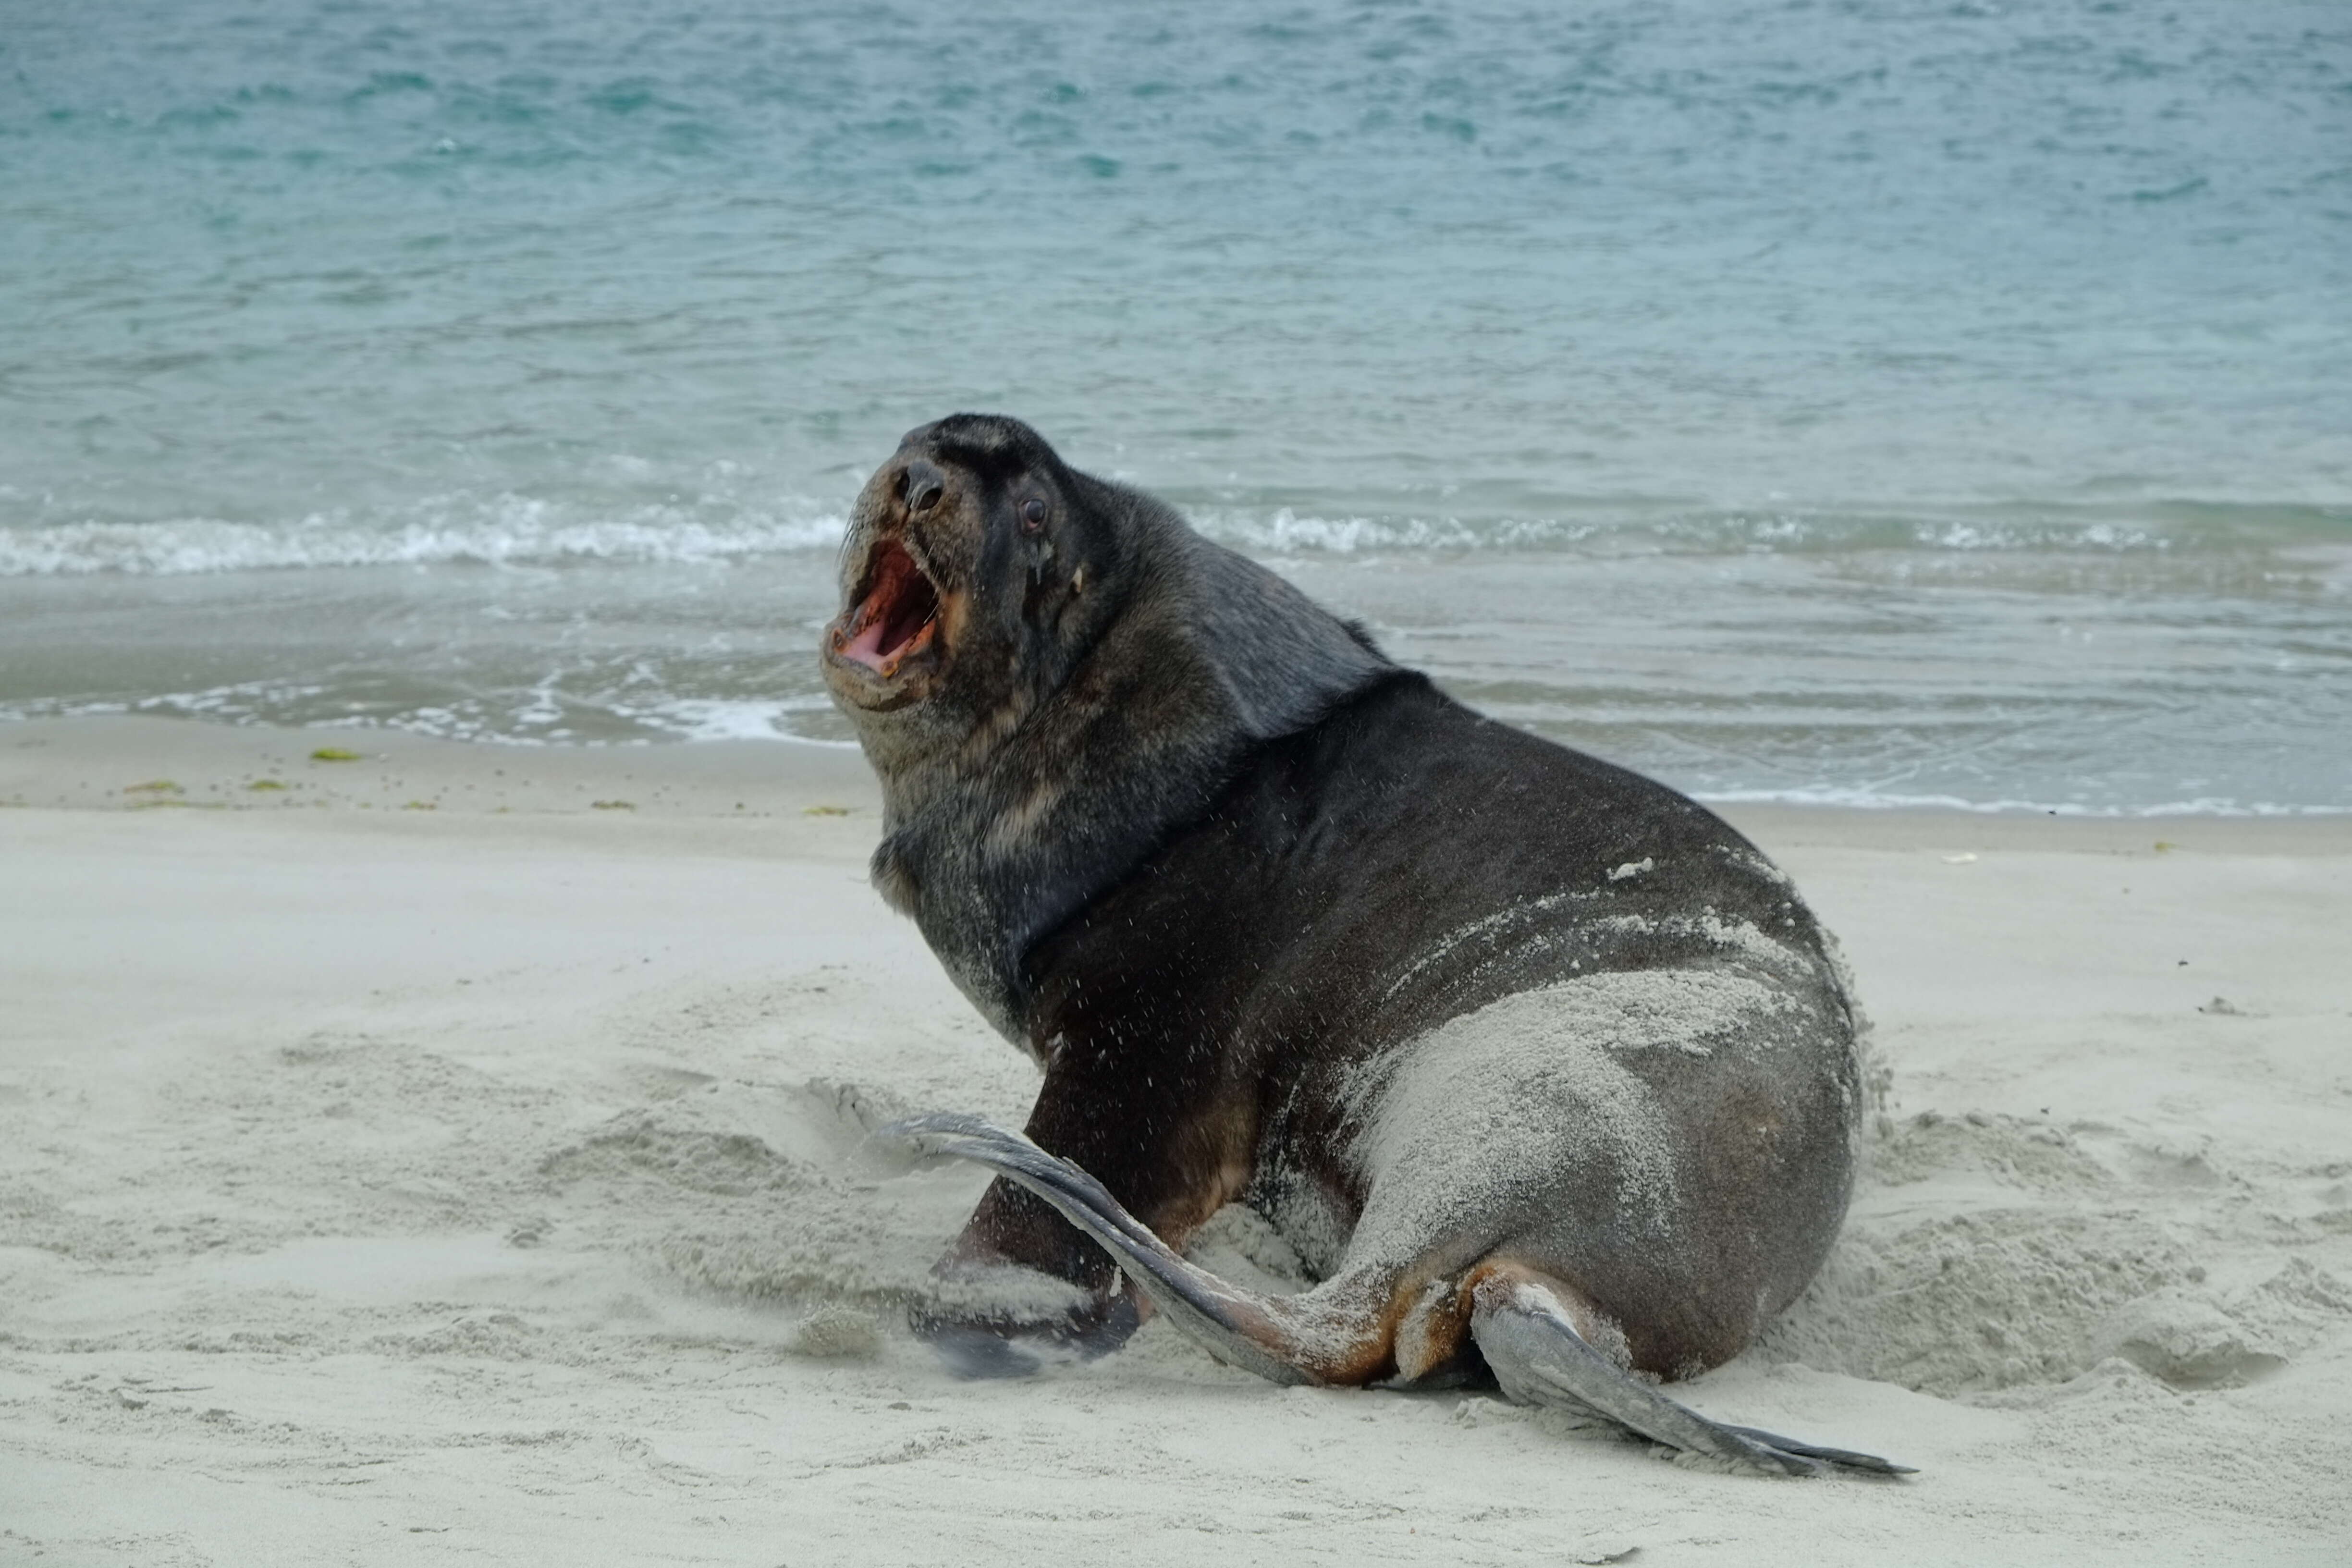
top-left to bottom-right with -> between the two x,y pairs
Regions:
1216,677 -> 1861,1364
1205,673 -> 1856,1050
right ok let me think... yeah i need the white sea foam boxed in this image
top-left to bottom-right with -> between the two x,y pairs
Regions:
1182,506 -> 2204,558
1188,510 -> 1514,554
0,494 -> 2281,576
0,501 -> 849,576
1693,787 -> 2352,819
636,697 -> 852,744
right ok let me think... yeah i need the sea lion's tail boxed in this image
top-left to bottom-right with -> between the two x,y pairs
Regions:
880,1113 -> 1912,1479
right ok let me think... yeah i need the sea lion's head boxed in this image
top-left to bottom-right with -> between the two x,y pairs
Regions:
821,414 -> 1125,779
824,415 -> 1393,1015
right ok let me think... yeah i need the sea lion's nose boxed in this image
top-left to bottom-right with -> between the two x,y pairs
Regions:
903,459 -> 945,516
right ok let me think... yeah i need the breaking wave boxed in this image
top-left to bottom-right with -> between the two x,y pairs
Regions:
6,492 -> 2339,577
1693,787 -> 2352,820
1183,502 -> 2346,559
0,500 -> 849,576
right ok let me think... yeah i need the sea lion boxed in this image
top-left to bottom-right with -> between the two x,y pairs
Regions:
820,414 -> 1904,1477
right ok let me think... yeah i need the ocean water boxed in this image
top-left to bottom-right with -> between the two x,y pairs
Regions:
3,0 -> 2348,812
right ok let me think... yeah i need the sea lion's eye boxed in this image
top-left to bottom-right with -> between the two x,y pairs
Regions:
1019,497 -> 1047,532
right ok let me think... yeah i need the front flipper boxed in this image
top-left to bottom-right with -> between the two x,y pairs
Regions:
885,1112 -> 1337,1386
913,1277 -> 1141,1379
1470,1273 -> 1915,1478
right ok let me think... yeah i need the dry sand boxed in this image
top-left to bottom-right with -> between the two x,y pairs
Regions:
3,717 -> 2348,1566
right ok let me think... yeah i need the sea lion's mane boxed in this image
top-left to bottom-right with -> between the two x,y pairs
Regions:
846,414 -> 1393,1039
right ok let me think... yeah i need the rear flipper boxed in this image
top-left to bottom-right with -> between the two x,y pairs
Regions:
884,1114 -> 1914,1477
1470,1273 -> 1914,1478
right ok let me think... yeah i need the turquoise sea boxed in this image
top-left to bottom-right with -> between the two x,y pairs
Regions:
3,0 -> 2348,811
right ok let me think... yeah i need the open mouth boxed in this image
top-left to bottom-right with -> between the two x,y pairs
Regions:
831,538 -> 943,679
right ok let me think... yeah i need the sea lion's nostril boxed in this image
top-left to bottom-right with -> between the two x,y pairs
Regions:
904,460 -> 945,515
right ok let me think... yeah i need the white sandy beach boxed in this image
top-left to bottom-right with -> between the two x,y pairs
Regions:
2,717 -> 2348,1567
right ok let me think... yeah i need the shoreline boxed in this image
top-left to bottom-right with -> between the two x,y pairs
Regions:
8,715 -> 2351,858
4,713 -> 2350,1563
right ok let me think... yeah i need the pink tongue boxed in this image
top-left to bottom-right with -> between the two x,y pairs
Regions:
840,614 -> 894,671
